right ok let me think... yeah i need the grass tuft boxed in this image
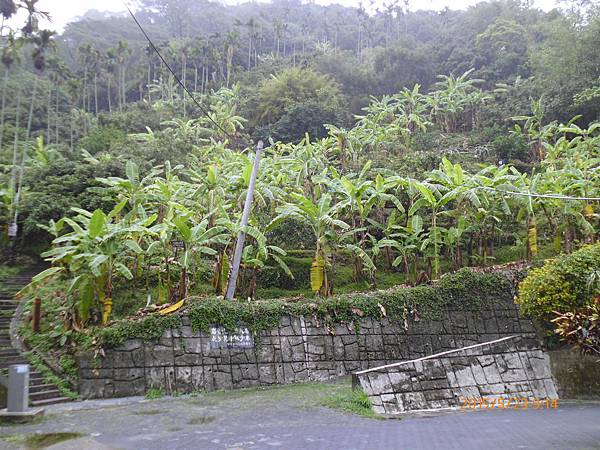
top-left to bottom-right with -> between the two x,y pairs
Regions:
320,387 -> 381,419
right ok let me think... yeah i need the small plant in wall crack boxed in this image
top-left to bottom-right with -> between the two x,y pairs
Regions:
145,388 -> 165,399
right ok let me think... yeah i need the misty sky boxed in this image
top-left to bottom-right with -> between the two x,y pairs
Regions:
11,0 -> 562,32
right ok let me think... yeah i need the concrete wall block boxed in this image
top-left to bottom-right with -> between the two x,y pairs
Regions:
145,367 -> 167,391
80,378 -> 114,399
144,343 -> 174,367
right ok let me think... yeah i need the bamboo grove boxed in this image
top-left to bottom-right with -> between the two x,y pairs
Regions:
21,80 -> 600,327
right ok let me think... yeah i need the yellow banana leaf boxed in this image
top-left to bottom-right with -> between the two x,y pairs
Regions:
101,297 -> 112,325
528,218 -> 538,257
310,254 -> 325,293
159,299 -> 185,315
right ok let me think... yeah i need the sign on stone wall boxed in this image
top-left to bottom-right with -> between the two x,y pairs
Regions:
209,325 -> 254,349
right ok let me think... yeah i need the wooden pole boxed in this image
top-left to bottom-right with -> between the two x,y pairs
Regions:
32,298 -> 41,333
225,140 -> 264,300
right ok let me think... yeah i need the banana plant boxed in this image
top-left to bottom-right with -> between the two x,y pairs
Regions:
269,192 -> 349,297
409,178 -> 459,279
34,203 -> 139,325
170,215 -> 229,301
375,214 -> 422,283
237,228 -> 292,299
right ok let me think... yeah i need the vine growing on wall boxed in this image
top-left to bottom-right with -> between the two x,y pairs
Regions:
93,269 -> 515,348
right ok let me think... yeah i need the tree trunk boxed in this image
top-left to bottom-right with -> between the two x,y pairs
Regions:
0,67 -> 9,151
118,68 -> 122,112
107,77 -> 112,113
14,78 -> 39,221
55,86 -> 59,143
147,63 -> 152,101
82,67 -> 87,112
47,84 -> 51,144
25,77 -> 37,141
10,89 -> 21,194
70,109 -> 74,152
121,65 -> 126,110
94,72 -> 98,115
182,54 -> 187,117
248,38 -> 252,70
200,66 -> 205,94
403,254 -> 411,284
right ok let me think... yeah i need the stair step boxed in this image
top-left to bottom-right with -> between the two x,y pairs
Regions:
29,382 -> 56,395
0,360 -> 28,367
30,389 -> 63,400
30,396 -> 71,407
0,357 -> 27,363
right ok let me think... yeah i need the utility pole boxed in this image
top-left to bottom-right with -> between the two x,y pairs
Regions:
225,140 -> 264,300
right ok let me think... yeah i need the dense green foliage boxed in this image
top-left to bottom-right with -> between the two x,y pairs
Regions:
0,1 -> 598,356
517,244 -> 600,321
14,76 -> 600,326
2,0 -> 600,257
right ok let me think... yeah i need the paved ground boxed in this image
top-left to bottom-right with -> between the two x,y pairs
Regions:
1,379 -> 599,450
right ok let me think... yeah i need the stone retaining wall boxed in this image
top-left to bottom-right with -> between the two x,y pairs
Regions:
356,336 -> 557,415
549,348 -> 600,399
78,291 -> 539,398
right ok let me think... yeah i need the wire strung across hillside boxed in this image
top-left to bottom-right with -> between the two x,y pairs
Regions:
122,1 -> 247,147
477,186 -> 600,202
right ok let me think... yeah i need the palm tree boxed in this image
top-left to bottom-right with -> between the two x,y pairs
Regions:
20,0 -> 50,36
104,48 -> 117,113
77,43 -> 91,113
116,40 -> 130,111
12,28 -> 55,230
90,47 -> 101,115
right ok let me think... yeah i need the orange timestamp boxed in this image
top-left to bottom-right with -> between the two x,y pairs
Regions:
458,396 -> 558,411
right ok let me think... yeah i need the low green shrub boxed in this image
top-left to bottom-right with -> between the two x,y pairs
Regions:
516,244 -> 600,322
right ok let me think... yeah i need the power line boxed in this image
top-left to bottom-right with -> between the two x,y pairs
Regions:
122,1 -> 242,145
477,186 -> 600,202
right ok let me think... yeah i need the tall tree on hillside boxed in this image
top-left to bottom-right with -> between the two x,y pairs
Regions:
13,28 -> 55,228
116,40 -> 130,111
244,18 -> 257,70
77,43 -> 92,114
0,31 -> 21,150
105,48 -> 117,113
47,56 -> 67,144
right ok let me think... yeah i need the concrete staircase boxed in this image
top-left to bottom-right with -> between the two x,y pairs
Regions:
0,269 -> 72,407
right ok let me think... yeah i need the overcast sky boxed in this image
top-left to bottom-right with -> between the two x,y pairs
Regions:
10,0 -> 562,32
